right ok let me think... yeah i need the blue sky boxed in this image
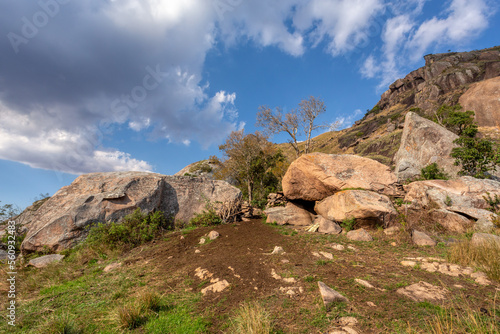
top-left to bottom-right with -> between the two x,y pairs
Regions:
1,0 -> 499,210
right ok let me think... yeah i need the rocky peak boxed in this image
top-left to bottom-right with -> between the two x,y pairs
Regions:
379,46 -> 500,113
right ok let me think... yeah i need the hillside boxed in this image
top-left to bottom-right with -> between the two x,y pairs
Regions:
1,219 -> 498,333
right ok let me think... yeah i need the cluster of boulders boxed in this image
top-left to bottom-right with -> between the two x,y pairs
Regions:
265,111 -> 500,242
265,152 -> 401,234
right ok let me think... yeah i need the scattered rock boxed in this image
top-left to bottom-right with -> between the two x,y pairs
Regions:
279,286 -> 304,296
271,246 -> 285,255
28,254 -> 65,268
394,112 -> 460,181
319,251 -> 334,260
282,153 -> 397,201
199,237 -> 206,245
471,233 -> 500,248
103,262 -> 121,272
207,231 -> 220,240
195,249 -> 201,254
339,317 -> 358,327
384,226 -> 400,235
397,282 -> 448,302
316,216 -> 342,234
264,202 -> 313,226
354,279 -> 375,289
328,243 -> 345,251
315,190 -> 398,228
346,228 -> 373,242
367,302 -> 376,307
194,267 -> 213,280
318,281 -> 348,310
201,279 -> 230,295
412,230 -> 436,246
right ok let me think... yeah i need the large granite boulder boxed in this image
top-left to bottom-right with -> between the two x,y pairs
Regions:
264,202 -> 313,226
282,153 -> 397,202
315,190 -> 397,228
459,77 -> 500,127
21,172 -> 241,253
394,112 -> 460,182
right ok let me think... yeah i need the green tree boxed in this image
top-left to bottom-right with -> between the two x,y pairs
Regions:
218,130 -> 285,204
442,108 -> 500,178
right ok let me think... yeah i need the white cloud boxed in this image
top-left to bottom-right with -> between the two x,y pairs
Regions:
362,0 -> 493,90
293,0 -> 385,55
408,0 -> 491,60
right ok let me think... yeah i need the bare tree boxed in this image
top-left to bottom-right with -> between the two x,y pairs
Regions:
299,96 -> 327,154
256,106 -> 300,157
257,96 -> 338,157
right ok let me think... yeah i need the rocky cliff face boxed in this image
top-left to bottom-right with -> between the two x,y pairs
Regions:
378,46 -> 500,117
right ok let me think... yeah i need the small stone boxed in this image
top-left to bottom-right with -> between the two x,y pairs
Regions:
319,251 -> 334,260
201,279 -> 230,295
346,228 -> 373,242
354,279 -> 375,289
342,327 -> 359,334
281,259 -> 290,263
397,282 -> 448,302
28,254 -> 65,269
199,237 -> 206,245
328,243 -> 345,251
412,230 -> 436,246
318,281 -> 348,309
312,251 -> 321,258
195,249 -> 201,254
391,242 -> 397,246
401,260 -> 417,267
207,231 -> 220,240
367,301 -> 376,307
347,245 -> 358,251
339,317 -> 358,326
271,246 -> 285,255
103,262 -> 121,272
180,235 -> 185,240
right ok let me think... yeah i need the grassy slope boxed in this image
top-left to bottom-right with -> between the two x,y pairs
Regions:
1,220 -> 498,333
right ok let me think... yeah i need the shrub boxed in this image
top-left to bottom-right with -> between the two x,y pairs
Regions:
86,209 -> 169,250
420,163 -> 449,180
189,209 -> 223,227
341,217 -> 356,232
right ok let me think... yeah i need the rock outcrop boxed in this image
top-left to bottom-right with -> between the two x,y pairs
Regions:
282,153 -> 397,201
379,47 -> 500,113
394,112 -> 460,182
315,190 -> 397,228
459,76 -> 500,127
21,172 -> 241,253
403,177 -> 499,232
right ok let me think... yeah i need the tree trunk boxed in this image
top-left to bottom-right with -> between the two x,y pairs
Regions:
247,181 -> 253,204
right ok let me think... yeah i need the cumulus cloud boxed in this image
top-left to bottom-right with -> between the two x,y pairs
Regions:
0,0 -> 495,174
362,0 -> 493,90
